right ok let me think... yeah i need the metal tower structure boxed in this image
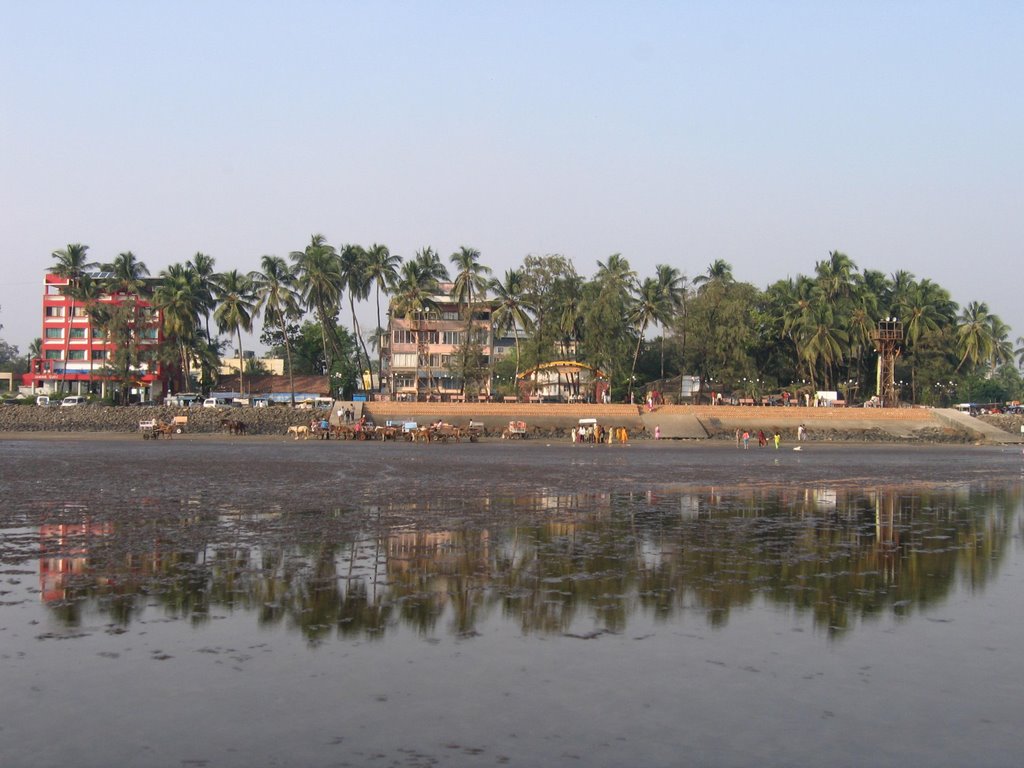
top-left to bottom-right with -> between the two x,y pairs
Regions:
871,318 -> 903,407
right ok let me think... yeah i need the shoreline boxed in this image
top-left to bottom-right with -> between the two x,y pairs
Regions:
2,402 -> 1021,444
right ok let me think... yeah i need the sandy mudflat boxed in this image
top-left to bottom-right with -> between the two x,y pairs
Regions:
3,435 -> 1020,512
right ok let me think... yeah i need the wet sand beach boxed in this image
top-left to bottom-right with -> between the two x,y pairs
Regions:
2,438 -> 1023,767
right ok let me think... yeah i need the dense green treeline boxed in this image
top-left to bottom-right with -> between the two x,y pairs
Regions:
4,239 -> 1022,404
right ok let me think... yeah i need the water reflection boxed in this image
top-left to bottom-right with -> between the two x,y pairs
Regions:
30,482 -> 1023,639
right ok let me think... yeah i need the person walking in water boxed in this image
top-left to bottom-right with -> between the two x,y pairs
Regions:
773,430 -> 781,450
742,430 -> 750,449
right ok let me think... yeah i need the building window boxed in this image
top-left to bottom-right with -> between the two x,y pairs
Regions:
73,306 -> 88,317
140,327 -> 158,339
393,329 -> 416,345
68,350 -> 86,360
393,374 -> 415,389
391,353 -> 418,368
45,306 -> 65,318
92,327 -> 106,339
69,327 -> 86,339
45,328 -> 63,339
442,311 -> 460,321
45,350 -> 63,360
442,331 -> 463,345
91,350 -> 107,361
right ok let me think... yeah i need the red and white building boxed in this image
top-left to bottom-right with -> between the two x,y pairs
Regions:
22,271 -> 167,400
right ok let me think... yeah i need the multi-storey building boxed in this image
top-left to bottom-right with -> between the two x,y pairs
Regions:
22,271 -> 166,401
382,284 -> 494,401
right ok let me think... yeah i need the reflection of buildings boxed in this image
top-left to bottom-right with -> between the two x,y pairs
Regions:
33,484 -> 1019,639
39,521 -> 114,603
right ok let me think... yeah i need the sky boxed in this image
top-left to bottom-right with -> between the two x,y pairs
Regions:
2,1 -> 1022,355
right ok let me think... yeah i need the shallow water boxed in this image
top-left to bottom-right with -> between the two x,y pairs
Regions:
2,439 -> 1023,767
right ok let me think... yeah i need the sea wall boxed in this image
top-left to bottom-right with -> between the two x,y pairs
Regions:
1,402 -> 1019,442
0,405 -> 317,435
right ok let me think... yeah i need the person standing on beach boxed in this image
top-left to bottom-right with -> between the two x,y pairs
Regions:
742,430 -> 750,449
735,428 -> 741,448
758,429 -> 767,448
773,430 -> 781,450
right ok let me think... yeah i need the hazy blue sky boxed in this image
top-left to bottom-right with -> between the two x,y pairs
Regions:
2,1 -> 1021,353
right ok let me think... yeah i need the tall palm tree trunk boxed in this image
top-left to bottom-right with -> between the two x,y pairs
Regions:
236,328 -> 245,395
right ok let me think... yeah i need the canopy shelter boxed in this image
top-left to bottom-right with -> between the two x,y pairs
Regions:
516,361 -> 608,403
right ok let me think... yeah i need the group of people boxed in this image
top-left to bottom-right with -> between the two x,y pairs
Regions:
736,428 -> 782,450
572,423 -> 629,444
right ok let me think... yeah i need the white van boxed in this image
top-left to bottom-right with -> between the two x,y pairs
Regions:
36,395 -> 51,407
60,396 -> 87,407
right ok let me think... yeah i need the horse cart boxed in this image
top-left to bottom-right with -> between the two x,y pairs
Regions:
139,419 -> 174,439
466,420 -> 485,442
502,420 -> 529,439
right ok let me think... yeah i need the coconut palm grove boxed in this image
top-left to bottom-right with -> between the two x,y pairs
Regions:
2,238 -> 1023,407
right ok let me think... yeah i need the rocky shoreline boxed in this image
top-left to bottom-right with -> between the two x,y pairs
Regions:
2,403 -> 1021,443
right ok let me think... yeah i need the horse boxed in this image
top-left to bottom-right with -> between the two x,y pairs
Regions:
220,418 -> 246,435
287,425 -> 310,440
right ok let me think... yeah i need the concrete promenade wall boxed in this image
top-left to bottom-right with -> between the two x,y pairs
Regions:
363,402 -> 940,438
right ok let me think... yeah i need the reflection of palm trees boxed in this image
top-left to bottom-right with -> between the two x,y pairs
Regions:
40,484 -> 1021,641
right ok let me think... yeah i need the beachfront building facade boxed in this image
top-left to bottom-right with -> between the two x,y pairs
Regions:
22,271 -> 167,401
381,284 -> 494,401
516,361 -> 609,403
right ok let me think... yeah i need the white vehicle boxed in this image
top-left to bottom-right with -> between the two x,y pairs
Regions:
60,396 -> 87,407
165,392 -> 201,407
36,395 -> 51,407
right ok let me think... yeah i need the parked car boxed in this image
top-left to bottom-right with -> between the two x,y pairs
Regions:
36,395 -> 51,407
60,396 -> 87,407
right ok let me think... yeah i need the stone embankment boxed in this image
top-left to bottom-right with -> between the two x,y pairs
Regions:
1,402 -> 1021,443
0,405 -> 316,436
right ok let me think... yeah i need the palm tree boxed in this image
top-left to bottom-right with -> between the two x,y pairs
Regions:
799,303 -> 848,390
187,252 -> 218,342
104,251 -> 150,296
153,264 -> 205,393
339,244 -> 374,382
449,246 -> 492,395
74,273 -> 106,393
50,243 -> 96,392
364,243 -> 402,378
251,255 -> 303,406
626,277 -> 668,399
413,246 -> 449,284
895,278 -> 951,401
595,253 -> 636,293
987,313 -> 1013,374
213,270 -> 256,395
489,269 -> 536,382
655,264 -> 686,378
693,259 -> 734,291
291,234 -> 343,375
1015,336 -> 1024,371
955,301 -> 994,372
814,250 -> 858,302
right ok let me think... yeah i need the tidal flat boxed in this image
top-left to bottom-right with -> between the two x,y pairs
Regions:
2,438 -> 1023,767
